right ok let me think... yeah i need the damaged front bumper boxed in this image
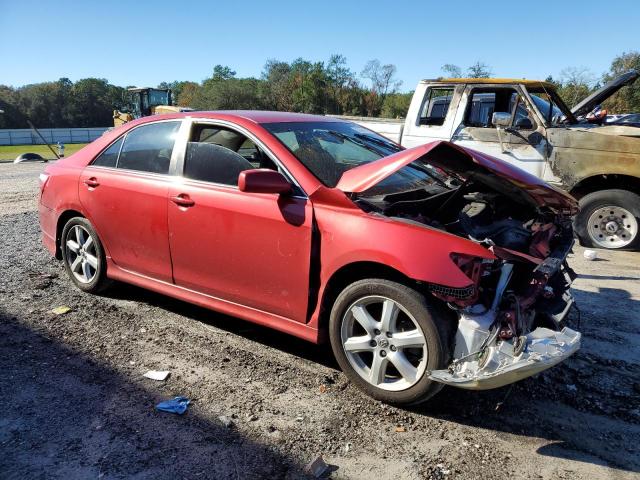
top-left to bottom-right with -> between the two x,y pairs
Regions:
428,326 -> 581,390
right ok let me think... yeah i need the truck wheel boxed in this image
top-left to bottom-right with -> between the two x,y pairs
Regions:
329,279 -> 451,405
575,189 -> 640,250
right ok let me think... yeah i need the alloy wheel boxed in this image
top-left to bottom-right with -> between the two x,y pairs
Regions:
65,225 -> 99,283
340,295 -> 428,391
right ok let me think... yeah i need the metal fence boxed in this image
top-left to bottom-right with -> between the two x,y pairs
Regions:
0,127 -> 109,146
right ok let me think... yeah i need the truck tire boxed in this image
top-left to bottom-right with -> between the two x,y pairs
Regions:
574,189 -> 640,250
329,279 -> 451,405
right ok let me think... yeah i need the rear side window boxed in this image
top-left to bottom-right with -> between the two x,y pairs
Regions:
419,87 -> 454,126
117,121 -> 181,174
92,137 -> 123,168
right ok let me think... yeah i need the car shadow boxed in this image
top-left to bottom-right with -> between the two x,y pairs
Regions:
0,309 -> 312,479
101,282 -> 640,474
105,282 -> 339,370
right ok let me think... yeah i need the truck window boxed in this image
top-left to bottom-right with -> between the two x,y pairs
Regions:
419,87 -> 453,126
464,89 -> 533,129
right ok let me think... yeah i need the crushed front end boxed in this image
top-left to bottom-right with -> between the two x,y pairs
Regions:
428,218 -> 580,389
350,142 -> 582,390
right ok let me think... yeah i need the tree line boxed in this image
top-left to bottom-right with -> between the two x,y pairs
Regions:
1,51 -> 638,129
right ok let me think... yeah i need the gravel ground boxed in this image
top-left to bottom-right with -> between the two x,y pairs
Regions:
1,161 -> 639,480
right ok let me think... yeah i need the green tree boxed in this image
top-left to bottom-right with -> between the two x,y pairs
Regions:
556,66 -> 595,107
602,51 -> 640,113
466,61 -> 492,78
361,59 -> 402,115
381,92 -> 412,118
441,64 -> 462,78
211,65 -> 237,82
262,59 -> 295,111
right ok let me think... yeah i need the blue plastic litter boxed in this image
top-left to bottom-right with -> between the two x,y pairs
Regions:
156,396 -> 191,415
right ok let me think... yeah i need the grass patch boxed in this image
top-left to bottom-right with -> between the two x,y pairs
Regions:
0,143 -> 89,162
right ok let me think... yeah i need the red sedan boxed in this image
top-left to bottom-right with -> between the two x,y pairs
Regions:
39,111 -> 581,404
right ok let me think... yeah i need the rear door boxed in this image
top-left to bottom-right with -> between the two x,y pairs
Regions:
167,120 -> 313,322
78,120 -> 182,282
451,86 -> 548,178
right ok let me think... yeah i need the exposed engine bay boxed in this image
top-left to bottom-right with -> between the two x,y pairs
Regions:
353,159 -> 581,389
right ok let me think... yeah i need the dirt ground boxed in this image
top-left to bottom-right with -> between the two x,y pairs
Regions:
1,161 -> 638,480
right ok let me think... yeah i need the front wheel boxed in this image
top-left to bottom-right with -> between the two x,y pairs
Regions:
329,279 -> 450,405
574,189 -> 640,250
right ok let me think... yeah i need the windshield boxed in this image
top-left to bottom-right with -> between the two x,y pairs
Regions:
263,121 -> 402,187
148,89 -> 171,107
263,121 -> 459,196
527,87 -> 575,125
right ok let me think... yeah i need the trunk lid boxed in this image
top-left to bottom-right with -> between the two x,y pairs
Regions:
335,140 -> 578,213
570,70 -> 639,118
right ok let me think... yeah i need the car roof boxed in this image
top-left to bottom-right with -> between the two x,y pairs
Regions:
134,110 -> 345,125
421,78 -> 556,89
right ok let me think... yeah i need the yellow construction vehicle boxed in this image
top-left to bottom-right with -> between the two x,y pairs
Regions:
113,87 -> 193,127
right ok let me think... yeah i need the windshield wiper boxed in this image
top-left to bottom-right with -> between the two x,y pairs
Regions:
326,130 -> 387,156
354,133 -> 401,152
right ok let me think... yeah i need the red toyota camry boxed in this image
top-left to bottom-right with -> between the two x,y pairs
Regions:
39,111 -> 581,404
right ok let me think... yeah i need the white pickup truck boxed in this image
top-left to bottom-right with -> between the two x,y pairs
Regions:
344,72 -> 640,250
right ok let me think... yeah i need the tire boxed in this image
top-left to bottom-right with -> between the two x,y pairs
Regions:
329,279 -> 451,405
60,217 -> 111,293
574,189 -> 640,250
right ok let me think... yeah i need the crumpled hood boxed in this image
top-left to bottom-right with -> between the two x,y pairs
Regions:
336,140 -> 578,213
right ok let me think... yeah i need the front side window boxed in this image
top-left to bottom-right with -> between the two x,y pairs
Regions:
465,89 -> 530,128
263,121 -> 401,187
183,124 -> 278,186
117,121 -> 181,174
419,87 -> 454,126
92,137 -> 123,168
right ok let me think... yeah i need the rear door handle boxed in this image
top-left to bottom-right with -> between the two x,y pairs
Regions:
170,194 -> 195,207
84,177 -> 99,188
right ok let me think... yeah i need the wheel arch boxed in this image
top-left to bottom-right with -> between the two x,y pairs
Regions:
55,210 -> 85,259
570,174 -> 640,200
316,261 -> 438,340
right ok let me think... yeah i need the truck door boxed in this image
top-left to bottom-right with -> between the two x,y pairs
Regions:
451,86 -> 548,178
402,84 -> 462,148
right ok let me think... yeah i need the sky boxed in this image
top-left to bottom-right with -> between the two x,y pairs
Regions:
1,0 -> 639,91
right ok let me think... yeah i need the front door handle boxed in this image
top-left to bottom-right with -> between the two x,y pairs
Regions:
84,177 -> 100,188
170,194 -> 195,207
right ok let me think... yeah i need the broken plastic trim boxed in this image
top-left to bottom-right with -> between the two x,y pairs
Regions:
427,327 -> 581,390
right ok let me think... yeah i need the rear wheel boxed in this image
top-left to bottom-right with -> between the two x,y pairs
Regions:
329,279 -> 450,405
575,189 -> 640,250
61,217 -> 111,293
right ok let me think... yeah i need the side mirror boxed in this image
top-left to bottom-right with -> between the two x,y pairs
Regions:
238,169 -> 292,194
492,112 -> 511,127
514,117 -> 533,130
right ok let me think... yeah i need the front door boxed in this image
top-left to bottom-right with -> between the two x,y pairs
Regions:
167,122 -> 313,322
452,87 -> 548,178
78,120 -> 182,282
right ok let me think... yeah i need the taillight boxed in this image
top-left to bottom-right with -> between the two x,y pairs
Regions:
39,173 -> 50,194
